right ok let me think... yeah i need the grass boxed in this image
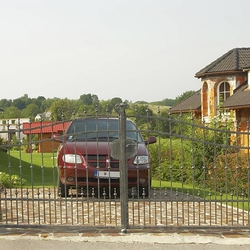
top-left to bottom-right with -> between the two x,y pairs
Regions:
147,104 -> 170,114
0,149 -> 58,187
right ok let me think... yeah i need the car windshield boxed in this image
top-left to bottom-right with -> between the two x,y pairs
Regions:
66,119 -> 143,142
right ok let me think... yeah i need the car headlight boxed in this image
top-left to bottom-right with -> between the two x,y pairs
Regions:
133,156 -> 149,165
62,154 -> 82,164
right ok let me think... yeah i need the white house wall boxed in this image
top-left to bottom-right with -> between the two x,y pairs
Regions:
0,118 -> 29,141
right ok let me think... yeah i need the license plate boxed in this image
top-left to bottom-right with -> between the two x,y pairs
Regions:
94,170 -> 120,179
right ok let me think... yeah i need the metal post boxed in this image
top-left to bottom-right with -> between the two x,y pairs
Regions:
119,103 -> 128,233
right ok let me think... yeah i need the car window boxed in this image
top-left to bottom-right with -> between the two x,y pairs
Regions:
66,119 -> 143,142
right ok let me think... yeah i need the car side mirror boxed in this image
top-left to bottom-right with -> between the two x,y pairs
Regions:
145,136 -> 156,145
52,133 -> 63,142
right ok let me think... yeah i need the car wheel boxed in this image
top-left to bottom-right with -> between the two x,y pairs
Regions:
58,180 -> 69,197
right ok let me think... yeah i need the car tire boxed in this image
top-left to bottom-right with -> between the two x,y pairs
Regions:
58,180 -> 69,197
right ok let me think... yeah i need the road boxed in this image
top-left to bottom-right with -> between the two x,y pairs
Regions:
0,235 -> 250,250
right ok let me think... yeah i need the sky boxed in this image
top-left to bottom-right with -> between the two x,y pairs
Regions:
0,0 -> 250,103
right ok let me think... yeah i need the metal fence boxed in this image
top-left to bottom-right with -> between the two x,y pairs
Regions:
0,105 -> 250,231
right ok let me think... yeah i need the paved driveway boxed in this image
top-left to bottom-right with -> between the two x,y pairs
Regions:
0,188 -> 249,227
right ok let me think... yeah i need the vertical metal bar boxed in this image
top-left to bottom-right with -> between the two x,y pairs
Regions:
70,189 -> 74,225
241,188 -> 245,226
39,117 -> 46,224
95,106 -> 101,224
187,190 -> 190,226
37,188 -> 41,224
6,120 -> 13,222
14,189 -> 18,224
169,112 -> 173,224
146,107 -> 152,224
114,189 -> 118,226
103,188 -> 106,226
209,189 -> 212,226
134,105 -> 140,225
154,188 -> 157,225
48,188 -> 52,225
17,119 -> 24,223
224,119 -> 229,225
235,122 -> 240,225
157,107 -> 163,225
72,121 -> 79,225
92,188 -> 95,225
202,118 -> 207,225
176,189 -> 179,225
131,188 -> 135,226
191,113 -> 196,225
119,103 -> 128,232
3,190 -> 7,223
61,109 -> 68,224
213,119 -> 217,225
26,188 -> 30,225
28,119 -> 35,224
80,187 -> 84,225
83,109 -> 90,224
164,188 -> 168,225
247,121 -> 250,225
179,111 -> 185,225
59,194 -> 62,225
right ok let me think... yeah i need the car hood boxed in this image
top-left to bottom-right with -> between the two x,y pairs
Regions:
61,141 -> 148,157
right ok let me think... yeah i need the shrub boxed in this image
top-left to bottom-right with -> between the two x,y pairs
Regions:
0,172 -> 27,189
206,152 -> 250,196
150,138 -> 200,183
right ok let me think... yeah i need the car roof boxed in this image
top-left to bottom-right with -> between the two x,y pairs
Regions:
73,116 -> 119,120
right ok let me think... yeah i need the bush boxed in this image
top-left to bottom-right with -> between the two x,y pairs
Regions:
150,138 -> 200,183
0,172 -> 27,189
206,152 -> 250,196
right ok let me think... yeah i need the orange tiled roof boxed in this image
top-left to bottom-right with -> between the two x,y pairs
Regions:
23,121 -> 70,134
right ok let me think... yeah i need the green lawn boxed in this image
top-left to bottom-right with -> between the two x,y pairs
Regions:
0,149 -> 58,187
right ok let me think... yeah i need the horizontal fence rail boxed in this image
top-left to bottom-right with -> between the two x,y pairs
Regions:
0,106 -> 250,230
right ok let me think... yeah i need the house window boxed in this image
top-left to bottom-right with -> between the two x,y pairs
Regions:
218,82 -> 230,104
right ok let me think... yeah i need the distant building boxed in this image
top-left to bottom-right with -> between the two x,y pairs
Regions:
35,111 -> 52,121
0,118 -> 30,141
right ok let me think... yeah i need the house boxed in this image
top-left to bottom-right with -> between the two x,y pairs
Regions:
35,111 -> 52,121
23,121 -> 70,153
170,47 -> 250,146
0,118 -> 30,141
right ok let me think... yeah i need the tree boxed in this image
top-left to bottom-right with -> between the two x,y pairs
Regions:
174,90 -> 196,105
12,98 -> 26,110
0,99 -> 12,110
33,96 -> 46,110
79,94 -> 92,105
3,106 -> 21,118
49,99 -> 74,121
21,103 -> 40,120
79,93 -> 99,106
110,97 -> 123,113
40,97 -> 59,112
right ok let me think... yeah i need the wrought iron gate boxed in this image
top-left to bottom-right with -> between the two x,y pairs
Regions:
0,105 -> 250,230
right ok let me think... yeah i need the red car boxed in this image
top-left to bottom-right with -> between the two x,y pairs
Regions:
56,117 -> 156,197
